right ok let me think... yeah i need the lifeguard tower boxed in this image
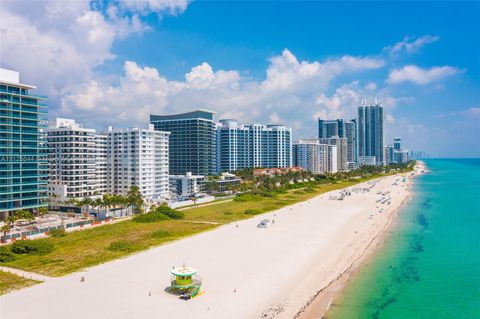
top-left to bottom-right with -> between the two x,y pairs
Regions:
170,265 -> 202,299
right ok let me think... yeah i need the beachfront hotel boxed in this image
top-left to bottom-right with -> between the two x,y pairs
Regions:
150,110 -> 217,176
46,118 -> 98,200
105,125 -> 170,200
293,139 -> 337,174
318,137 -> 348,172
318,118 -> 357,165
216,119 -> 292,173
357,101 -> 385,165
0,68 -> 48,219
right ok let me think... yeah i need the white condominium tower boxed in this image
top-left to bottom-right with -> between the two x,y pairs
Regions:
46,118 -> 97,200
106,125 -> 170,199
216,119 -> 292,173
318,137 -> 348,172
293,139 -> 337,174
94,133 -> 108,195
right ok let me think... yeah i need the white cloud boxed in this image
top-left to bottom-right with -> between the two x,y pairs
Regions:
0,0 -> 190,112
385,35 -> 439,55
62,50 -> 386,137
312,81 -> 412,124
386,65 -> 462,85
118,0 -> 190,16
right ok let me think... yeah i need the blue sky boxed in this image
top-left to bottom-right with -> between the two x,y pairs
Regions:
1,1 -> 479,157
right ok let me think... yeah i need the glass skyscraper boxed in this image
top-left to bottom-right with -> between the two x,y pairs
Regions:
357,103 -> 385,165
150,109 -> 217,176
0,68 -> 48,219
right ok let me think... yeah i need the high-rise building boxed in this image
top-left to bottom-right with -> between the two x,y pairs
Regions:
216,119 -> 292,173
318,118 -> 357,164
386,137 -> 409,164
46,118 -> 97,200
344,120 -> 357,163
393,137 -> 401,151
318,119 -> 341,138
393,149 -> 409,163
94,133 -> 108,195
0,68 -> 48,218
357,102 -> 385,165
385,145 -> 395,165
106,125 -> 170,199
150,109 -> 216,176
293,139 -> 337,174
318,137 -> 348,172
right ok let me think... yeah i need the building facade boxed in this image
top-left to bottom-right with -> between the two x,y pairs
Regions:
216,119 -> 292,173
46,118 -> 97,200
293,139 -> 337,174
0,68 -> 48,218
106,125 -> 170,199
318,118 -> 357,164
357,102 -> 385,165
318,137 -> 348,172
150,109 -> 217,176
94,133 -> 108,195
169,172 -> 204,197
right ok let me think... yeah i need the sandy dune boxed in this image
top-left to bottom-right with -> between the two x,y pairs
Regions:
1,173 -> 416,319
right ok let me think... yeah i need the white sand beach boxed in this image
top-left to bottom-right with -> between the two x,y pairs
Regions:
0,171 -> 421,319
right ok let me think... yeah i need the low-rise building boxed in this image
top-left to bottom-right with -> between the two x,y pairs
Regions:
169,172 -> 204,197
215,172 -> 242,193
358,156 -> 376,166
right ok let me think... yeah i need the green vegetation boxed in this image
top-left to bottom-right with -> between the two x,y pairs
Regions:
132,205 -> 184,222
0,162 -> 415,277
132,211 -> 170,223
244,209 -> 262,215
0,270 -> 41,295
49,228 -> 67,238
10,241 -> 54,255
0,220 -> 215,276
0,250 -> 16,263
107,240 -> 138,252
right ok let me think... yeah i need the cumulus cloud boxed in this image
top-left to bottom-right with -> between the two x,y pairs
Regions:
312,81 -> 412,125
0,0 -> 190,110
385,35 -> 439,55
61,51 -> 390,138
386,65 -> 462,85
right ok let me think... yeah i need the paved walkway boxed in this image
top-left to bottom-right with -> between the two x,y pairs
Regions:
0,266 -> 52,282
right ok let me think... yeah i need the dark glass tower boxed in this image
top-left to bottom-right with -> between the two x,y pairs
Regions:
357,103 -> 385,165
150,109 -> 217,176
318,118 -> 357,163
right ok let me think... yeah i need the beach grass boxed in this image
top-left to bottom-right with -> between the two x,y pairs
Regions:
0,270 -> 41,295
0,172 -> 403,277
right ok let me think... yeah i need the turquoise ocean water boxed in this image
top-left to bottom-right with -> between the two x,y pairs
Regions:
328,159 -> 480,319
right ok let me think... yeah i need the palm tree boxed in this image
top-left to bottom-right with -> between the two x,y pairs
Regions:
127,186 -> 144,214
38,206 -> 48,217
1,223 -> 12,240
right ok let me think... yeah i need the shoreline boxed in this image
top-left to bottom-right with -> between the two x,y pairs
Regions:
1,169 -> 421,319
295,162 -> 425,319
